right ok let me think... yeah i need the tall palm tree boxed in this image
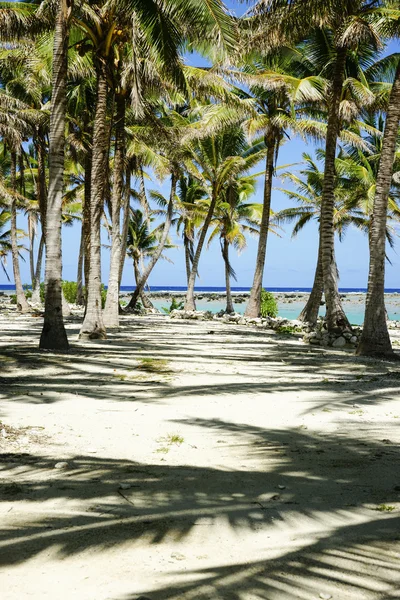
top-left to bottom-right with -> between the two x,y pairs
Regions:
0,208 -> 16,280
126,169 -> 178,310
175,175 -> 207,287
39,0 -> 72,351
76,0 -> 236,339
126,208 -> 174,294
276,150 -> 400,324
185,129 -> 266,310
253,0 -> 387,331
226,49 -> 327,317
358,63 -> 400,357
208,176 -> 262,313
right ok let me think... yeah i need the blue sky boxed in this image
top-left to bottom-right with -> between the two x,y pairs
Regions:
3,1 -> 400,290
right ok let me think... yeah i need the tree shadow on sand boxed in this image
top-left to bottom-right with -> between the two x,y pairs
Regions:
1,423 -> 400,598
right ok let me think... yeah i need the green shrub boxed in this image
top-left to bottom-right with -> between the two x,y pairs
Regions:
22,284 -> 32,300
162,297 -> 184,314
62,281 -> 78,303
101,284 -> 107,309
260,289 -> 278,318
16,281 -> 105,306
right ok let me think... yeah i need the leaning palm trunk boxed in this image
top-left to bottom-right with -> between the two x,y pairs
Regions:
184,237 -> 192,287
104,95 -> 126,327
127,173 -> 176,311
320,47 -> 351,332
10,152 -> 30,313
245,141 -> 275,317
299,240 -> 323,324
222,238 -> 234,314
39,0 -> 70,351
133,257 -> 154,309
185,185 -> 218,311
79,60 -> 109,340
31,233 -> 44,304
357,64 -> 400,358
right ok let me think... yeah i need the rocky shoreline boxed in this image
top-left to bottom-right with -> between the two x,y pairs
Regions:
119,290 -> 400,307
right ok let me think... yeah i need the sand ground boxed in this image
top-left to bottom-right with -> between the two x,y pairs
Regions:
0,312 -> 400,600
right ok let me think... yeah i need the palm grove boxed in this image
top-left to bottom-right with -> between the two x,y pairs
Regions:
1,0 -> 400,359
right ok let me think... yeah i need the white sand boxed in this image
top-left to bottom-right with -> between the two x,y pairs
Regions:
0,312 -> 400,600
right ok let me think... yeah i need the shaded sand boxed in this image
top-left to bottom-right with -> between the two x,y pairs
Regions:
0,312 -> 400,600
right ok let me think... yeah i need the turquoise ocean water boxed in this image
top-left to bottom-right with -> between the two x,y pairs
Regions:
2,285 -> 400,325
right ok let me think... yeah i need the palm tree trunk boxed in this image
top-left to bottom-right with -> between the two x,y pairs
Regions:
104,94 -> 126,327
222,238 -> 234,313
185,185 -> 218,311
140,290 -> 154,309
83,137 -> 92,297
76,221 -> 85,305
357,63 -> 400,358
139,166 -> 151,228
245,140 -> 275,317
184,237 -> 192,287
10,152 -> 30,313
320,47 -> 351,332
118,163 -> 131,286
299,240 -> 323,324
127,173 -> 176,310
39,0 -> 70,351
36,132 -> 47,232
132,257 -> 153,309
29,215 -> 36,287
31,233 -> 44,304
79,59 -> 109,340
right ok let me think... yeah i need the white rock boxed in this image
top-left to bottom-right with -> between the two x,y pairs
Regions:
319,594 -> 332,600
54,461 -> 69,470
332,336 -> 346,348
350,336 -> 358,344
119,483 -> 131,490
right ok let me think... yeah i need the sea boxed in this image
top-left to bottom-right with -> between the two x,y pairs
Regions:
2,285 -> 400,325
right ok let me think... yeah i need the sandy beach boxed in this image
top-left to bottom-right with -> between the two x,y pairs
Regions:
0,309 -> 400,600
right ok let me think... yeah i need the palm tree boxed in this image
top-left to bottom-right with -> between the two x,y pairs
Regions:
208,176 -> 262,313
253,0 -> 387,331
175,175 -> 207,287
225,49 -> 327,317
185,129 -> 266,310
0,208 -> 14,280
275,151 -> 399,324
39,0 -> 72,351
76,0 -> 235,339
358,63 -> 400,357
9,150 -> 30,313
126,208 -> 174,300
125,170 -> 178,310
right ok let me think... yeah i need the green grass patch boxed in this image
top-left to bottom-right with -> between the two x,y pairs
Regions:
155,446 -> 170,454
374,504 -> 396,512
276,325 -> 303,335
137,358 -> 172,373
